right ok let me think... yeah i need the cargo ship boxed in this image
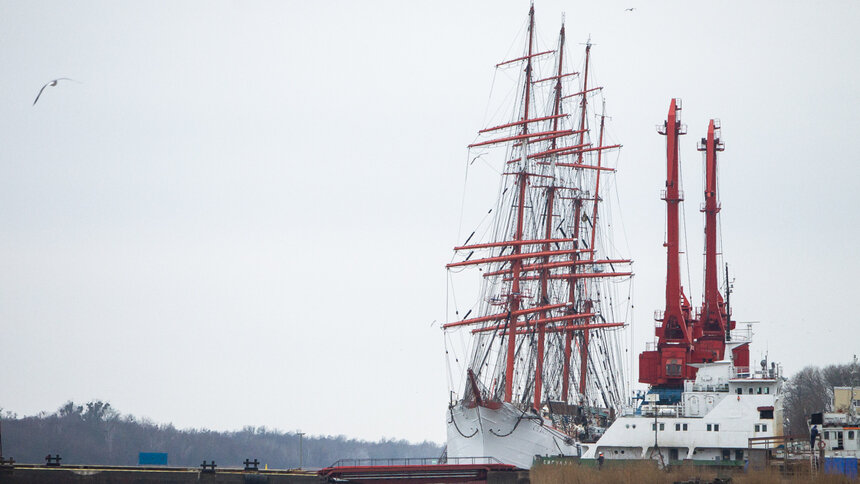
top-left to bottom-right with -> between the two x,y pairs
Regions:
582,101 -> 784,464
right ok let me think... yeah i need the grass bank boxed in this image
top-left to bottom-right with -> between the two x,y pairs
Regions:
530,461 -> 855,484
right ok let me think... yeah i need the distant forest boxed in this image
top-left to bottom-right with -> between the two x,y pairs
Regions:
0,401 -> 442,468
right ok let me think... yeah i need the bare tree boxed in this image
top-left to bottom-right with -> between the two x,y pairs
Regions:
784,366 -> 831,437
822,357 -> 860,388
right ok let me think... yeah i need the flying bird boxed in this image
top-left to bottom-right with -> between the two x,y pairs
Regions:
33,78 -> 77,105
625,7 -> 636,11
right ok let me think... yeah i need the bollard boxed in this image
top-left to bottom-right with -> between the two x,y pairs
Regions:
45,454 -> 62,467
200,460 -> 217,474
244,458 -> 260,471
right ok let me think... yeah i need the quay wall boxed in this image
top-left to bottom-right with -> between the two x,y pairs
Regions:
0,465 -> 320,484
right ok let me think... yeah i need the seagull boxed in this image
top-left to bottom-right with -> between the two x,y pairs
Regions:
625,7 -> 636,11
33,78 -> 77,105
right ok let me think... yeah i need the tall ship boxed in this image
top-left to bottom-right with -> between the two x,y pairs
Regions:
443,6 -> 633,470
582,100 -> 784,463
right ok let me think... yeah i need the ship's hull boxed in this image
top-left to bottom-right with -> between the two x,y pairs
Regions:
446,401 -> 580,469
582,387 -> 782,462
581,414 -> 776,462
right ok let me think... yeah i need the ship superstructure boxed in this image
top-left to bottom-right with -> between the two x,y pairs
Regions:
583,100 -> 783,463
810,385 -> 860,457
443,6 -> 632,469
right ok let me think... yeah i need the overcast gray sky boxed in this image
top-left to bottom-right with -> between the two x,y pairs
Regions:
1,1 -> 858,445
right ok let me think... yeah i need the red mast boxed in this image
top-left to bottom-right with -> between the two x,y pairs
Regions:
575,43 -> 591,166
534,20 -> 567,411
578,110 -> 606,398
534,183 -> 553,409
569,41 -> 592,401
502,4 -> 536,404
639,99 -> 694,389
562,199 -> 581,403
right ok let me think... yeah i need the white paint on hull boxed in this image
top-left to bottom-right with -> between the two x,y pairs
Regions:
446,401 -> 580,469
582,360 -> 783,463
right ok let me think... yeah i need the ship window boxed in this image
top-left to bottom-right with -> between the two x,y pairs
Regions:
667,363 -> 682,377
683,424 -> 688,431
755,424 -> 760,432
707,424 -> 713,431
850,431 -> 855,440
762,424 -> 767,432
676,423 -> 681,431
765,387 -> 770,394
736,450 -> 744,460
652,423 -> 657,431
660,423 -> 665,431
760,409 -> 774,419
825,432 -> 830,439
748,388 -> 754,394
714,424 -> 720,431
757,387 -> 762,394
736,388 -> 743,395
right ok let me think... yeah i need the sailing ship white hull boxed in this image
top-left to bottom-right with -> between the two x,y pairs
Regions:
446,400 -> 580,469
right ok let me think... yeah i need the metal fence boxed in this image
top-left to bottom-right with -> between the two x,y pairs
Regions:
327,456 -> 503,468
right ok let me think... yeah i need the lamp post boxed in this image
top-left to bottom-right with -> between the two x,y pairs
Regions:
297,431 -> 305,469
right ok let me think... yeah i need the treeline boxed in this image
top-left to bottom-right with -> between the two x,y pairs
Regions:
0,401 -> 441,468
784,358 -> 860,437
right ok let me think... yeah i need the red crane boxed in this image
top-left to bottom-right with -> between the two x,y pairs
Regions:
640,108 -> 751,390
691,120 -> 749,368
639,99 -> 695,388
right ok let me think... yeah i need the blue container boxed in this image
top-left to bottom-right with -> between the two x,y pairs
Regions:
824,457 -> 858,479
138,452 -> 168,466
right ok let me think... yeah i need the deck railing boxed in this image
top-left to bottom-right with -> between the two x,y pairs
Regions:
639,403 -> 686,418
327,456 -> 504,468
731,366 -> 781,380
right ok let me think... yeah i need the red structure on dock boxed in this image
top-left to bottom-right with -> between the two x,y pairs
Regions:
639,100 -> 748,390
318,457 -> 518,483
